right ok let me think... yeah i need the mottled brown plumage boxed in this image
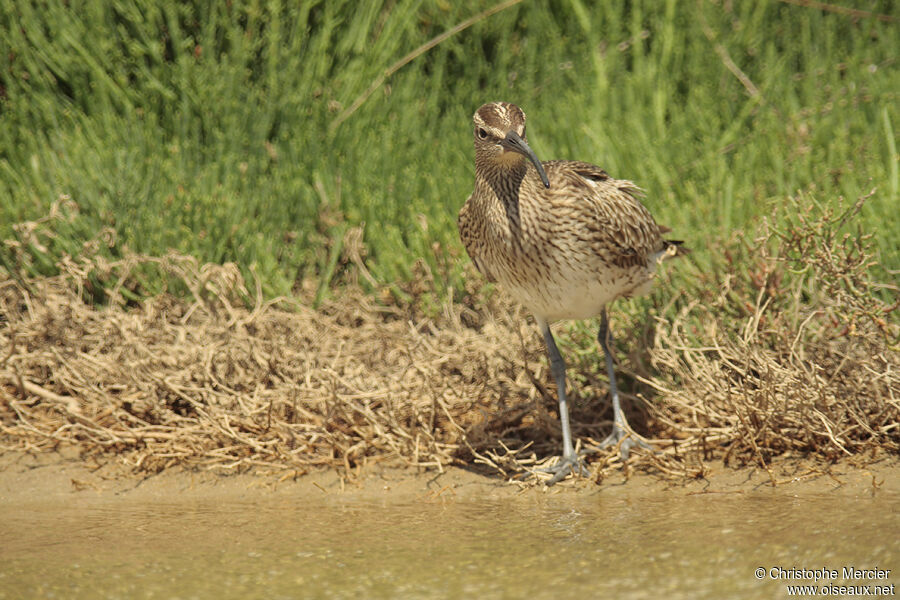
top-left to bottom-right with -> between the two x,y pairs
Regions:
458,101 -> 684,484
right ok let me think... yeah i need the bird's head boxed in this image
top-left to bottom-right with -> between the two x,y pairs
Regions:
472,102 -> 550,188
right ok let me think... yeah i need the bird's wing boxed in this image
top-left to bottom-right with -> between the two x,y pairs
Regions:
543,160 -> 664,269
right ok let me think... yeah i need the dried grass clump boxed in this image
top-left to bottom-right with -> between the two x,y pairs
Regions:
0,200 -> 568,477
0,194 -> 897,483
645,191 -> 899,470
0,269 -> 533,475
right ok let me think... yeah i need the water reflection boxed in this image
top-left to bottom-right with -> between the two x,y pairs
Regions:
1,491 -> 897,599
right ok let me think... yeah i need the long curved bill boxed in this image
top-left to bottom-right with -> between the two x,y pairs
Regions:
501,131 -> 550,189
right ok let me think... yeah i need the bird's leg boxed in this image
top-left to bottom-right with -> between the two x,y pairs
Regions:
596,309 -> 653,460
535,318 -> 588,484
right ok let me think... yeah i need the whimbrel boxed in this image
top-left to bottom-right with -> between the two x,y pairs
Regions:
458,102 -> 685,484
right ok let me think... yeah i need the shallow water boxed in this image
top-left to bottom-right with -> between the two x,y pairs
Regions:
1,490 -> 897,599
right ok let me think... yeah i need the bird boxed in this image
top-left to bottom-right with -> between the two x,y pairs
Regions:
458,101 -> 685,484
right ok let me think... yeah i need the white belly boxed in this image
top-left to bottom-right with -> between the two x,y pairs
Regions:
500,274 -> 633,321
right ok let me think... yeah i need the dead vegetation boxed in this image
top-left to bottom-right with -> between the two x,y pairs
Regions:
645,191 -> 899,477
0,195 -> 897,484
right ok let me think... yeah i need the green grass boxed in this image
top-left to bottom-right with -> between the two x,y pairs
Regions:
1,0 -> 897,303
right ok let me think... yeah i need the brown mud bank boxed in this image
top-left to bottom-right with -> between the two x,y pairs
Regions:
1,197 -> 898,486
2,450 -> 899,505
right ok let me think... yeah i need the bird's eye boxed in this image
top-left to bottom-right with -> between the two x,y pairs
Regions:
477,127 -> 488,140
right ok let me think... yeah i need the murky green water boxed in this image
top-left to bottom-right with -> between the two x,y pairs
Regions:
1,490 -> 897,599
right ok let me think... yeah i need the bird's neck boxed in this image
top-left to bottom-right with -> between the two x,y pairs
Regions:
474,156 -> 532,202
474,159 -> 537,231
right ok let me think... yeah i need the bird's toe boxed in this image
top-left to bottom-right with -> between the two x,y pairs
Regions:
597,426 -> 654,461
534,453 -> 590,485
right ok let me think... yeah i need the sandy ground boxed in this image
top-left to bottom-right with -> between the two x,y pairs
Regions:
2,450 -> 897,506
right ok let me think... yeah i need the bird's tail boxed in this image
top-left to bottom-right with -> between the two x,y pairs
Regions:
657,225 -> 689,260
662,239 -> 689,259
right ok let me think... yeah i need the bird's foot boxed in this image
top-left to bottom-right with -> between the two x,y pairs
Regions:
534,452 -> 590,486
596,423 -> 654,461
